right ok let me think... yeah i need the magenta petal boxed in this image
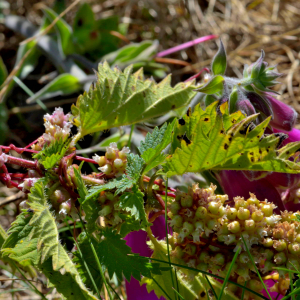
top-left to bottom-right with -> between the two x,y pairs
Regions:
262,279 -> 283,300
273,127 -> 300,145
265,94 -> 297,131
125,216 -> 166,300
217,170 -> 285,212
265,172 -> 300,190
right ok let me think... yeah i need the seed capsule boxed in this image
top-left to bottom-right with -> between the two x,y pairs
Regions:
288,242 -> 300,255
261,204 -> 273,217
99,164 -> 112,175
274,252 -> 286,264
237,208 -> 250,220
228,221 -> 241,233
262,238 -> 273,248
245,219 -> 255,230
170,215 -> 183,227
226,207 -> 237,220
170,202 -> 181,214
252,211 -> 264,222
208,201 -> 220,214
113,158 -> 123,169
273,239 -> 287,252
181,195 -> 193,208
195,207 -> 207,219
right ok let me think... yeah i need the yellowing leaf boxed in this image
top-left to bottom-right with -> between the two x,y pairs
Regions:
164,101 -> 300,177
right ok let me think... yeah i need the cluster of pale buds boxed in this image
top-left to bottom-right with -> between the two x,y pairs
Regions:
93,142 -> 130,177
167,184 -> 299,298
97,191 -> 124,228
32,108 -> 73,151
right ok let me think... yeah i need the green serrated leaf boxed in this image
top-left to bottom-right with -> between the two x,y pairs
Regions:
97,229 -> 162,281
164,101 -> 300,177
126,153 -> 145,182
139,120 -> 175,173
1,180 -> 97,300
195,75 -> 224,94
33,138 -> 69,169
211,40 -> 227,75
72,62 -> 197,136
116,186 -> 149,226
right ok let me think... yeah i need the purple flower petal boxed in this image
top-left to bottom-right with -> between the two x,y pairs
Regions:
125,215 -> 166,300
262,279 -> 283,300
265,94 -> 297,131
216,170 -> 285,212
273,127 -> 300,145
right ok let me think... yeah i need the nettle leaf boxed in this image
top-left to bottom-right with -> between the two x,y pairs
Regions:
73,234 -> 104,295
33,138 -> 69,169
97,229 -> 162,281
195,75 -> 224,95
116,185 -> 149,226
72,61 -> 197,136
211,40 -> 227,76
1,181 -> 97,300
164,101 -> 300,177
126,153 -> 145,181
139,120 -> 175,174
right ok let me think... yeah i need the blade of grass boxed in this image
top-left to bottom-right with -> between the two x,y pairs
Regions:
164,178 -> 177,300
241,280 -> 248,300
13,76 -> 49,112
77,212 -> 113,300
63,219 -> 102,300
13,263 -> 47,300
289,271 -> 296,300
152,277 -> 173,300
218,246 -> 241,300
281,287 -> 300,300
241,235 -> 272,299
128,124 -> 134,148
205,275 -> 218,299
172,287 -> 185,299
141,256 -> 269,300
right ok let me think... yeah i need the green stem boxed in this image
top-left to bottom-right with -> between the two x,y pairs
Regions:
13,263 -> 47,300
63,219 -> 102,299
128,124 -> 134,148
77,213 -> 113,300
241,236 -> 272,300
164,178 -> 177,300
13,76 -> 49,112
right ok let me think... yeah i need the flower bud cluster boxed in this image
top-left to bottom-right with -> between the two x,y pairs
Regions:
93,143 -> 130,177
167,184 -> 300,298
32,108 -> 73,151
97,191 -> 126,228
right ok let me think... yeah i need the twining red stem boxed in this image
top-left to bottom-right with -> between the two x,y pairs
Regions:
149,210 -> 165,222
184,67 -> 210,82
155,190 -> 176,198
5,154 -> 37,169
153,192 -> 165,210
